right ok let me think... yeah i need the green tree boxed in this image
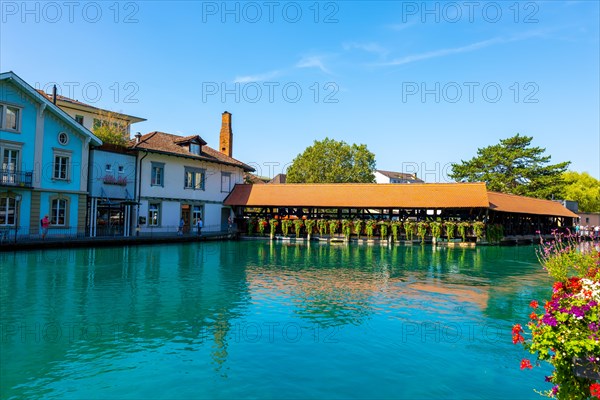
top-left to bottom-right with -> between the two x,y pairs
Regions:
563,171 -> 600,212
449,134 -> 570,199
92,110 -> 129,146
286,138 -> 376,183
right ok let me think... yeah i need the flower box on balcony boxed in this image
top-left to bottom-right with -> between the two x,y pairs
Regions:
102,176 -> 128,186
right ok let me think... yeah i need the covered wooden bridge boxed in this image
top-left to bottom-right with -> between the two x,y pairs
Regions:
223,182 -> 577,236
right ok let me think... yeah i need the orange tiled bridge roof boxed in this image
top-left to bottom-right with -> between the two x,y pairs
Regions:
224,182 -> 577,218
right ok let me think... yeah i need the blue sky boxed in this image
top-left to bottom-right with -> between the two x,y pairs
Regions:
2,1 -> 599,181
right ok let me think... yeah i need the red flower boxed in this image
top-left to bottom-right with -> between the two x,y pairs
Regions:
530,300 -> 539,309
512,333 -> 524,344
568,277 -> 582,292
590,383 -> 600,398
520,359 -> 533,370
529,312 -> 538,320
553,282 -> 563,293
512,324 -> 523,334
591,383 -> 600,399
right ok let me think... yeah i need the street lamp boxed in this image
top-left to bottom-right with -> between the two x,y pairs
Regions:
14,194 -> 21,244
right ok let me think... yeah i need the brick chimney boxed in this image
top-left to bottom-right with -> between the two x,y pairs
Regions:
219,111 -> 233,157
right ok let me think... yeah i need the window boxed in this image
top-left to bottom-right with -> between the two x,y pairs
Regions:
51,198 -> 68,226
190,143 -> 201,155
75,115 -> 84,125
1,148 -> 19,184
53,153 -> 70,181
58,132 -> 69,145
105,163 -> 112,172
151,162 -> 164,187
0,197 -> 16,226
184,167 -> 205,190
93,118 -> 103,130
221,172 -> 231,192
148,203 -> 159,226
192,206 -> 202,224
0,104 -> 22,132
118,165 -> 124,174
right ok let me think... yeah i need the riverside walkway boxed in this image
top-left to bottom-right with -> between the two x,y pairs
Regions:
0,230 -> 237,252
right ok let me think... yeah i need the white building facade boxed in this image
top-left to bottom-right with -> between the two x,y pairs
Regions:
132,113 -> 253,234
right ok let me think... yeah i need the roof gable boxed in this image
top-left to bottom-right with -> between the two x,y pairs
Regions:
35,89 -> 146,124
488,192 -> 578,218
0,71 -> 102,146
131,131 -> 254,171
376,169 -> 424,182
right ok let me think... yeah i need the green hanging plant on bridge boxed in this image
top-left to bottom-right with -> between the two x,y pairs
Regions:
417,221 -> 429,243
293,219 -> 304,238
281,219 -> 292,237
391,221 -> 402,242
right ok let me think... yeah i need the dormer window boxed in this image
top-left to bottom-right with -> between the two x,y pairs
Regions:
190,143 -> 201,155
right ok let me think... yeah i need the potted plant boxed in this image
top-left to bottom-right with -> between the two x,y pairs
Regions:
391,221 -> 402,242
342,219 -> 353,241
404,220 -> 415,242
354,219 -> 364,240
430,221 -> 442,244
281,219 -> 292,237
379,221 -> 389,241
293,219 -> 304,238
318,219 -> 328,237
304,219 -> 316,241
458,221 -> 470,242
473,221 -> 485,242
329,220 -> 339,238
365,220 -> 376,241
247,218 -> 257,236
445,221 -> 456,242
258,218 -> 268,236
269,219 -> 279,239
417,221 -> 429,244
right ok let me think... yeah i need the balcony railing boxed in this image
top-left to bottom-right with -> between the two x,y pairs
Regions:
0,169 -> 33,188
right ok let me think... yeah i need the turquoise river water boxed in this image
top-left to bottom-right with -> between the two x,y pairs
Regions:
1,241 -> 554,399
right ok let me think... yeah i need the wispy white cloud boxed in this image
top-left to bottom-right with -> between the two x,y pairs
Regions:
233,54 -> 334,83
233,70 -> 281,83
377,31 -> 544,67
343,42 -> 389,57
296,55 -> 331,74
386,20 -> 418,31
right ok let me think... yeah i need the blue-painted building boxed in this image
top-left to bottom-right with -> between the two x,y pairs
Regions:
88,144 -> 137,237
0,72 -> 102,239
